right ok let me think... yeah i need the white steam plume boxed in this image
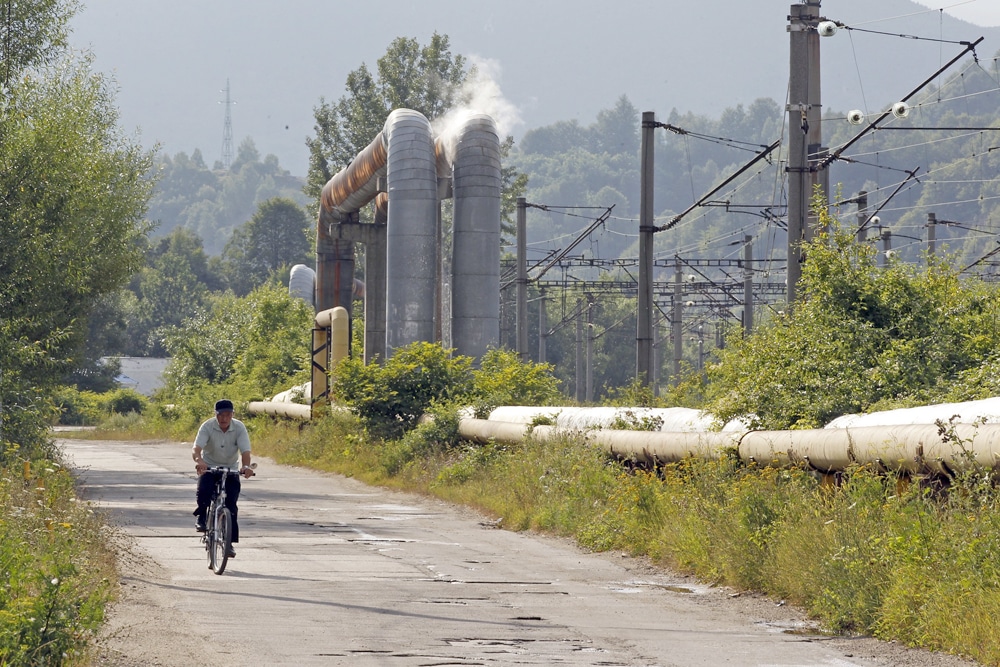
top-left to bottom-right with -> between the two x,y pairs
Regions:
433,56 -> 522,164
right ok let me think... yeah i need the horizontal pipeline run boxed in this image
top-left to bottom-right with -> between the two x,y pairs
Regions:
457,418 -> 1000,475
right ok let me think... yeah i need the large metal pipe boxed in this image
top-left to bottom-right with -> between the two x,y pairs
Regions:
316,133 -> 389,317
740,424 -> 1000,475
458,418 -> 1000,474
458,419 -> 739,465
451,114 -> 501,360
320,132 -> 388,223
384,109 -> 438,356
247,401 -> 312,420
318,109 -> 440,360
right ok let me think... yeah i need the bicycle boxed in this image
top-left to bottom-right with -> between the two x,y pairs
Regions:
201,464 -> 255,574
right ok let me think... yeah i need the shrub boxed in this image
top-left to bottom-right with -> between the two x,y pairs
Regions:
333,342 -> 473,440
470,349 -> 561,417
52,387 -> 103,426
0,463 -> 117,664
100,388 -> 147,416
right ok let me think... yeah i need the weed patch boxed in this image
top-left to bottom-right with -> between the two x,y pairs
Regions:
0,460 -> 118,665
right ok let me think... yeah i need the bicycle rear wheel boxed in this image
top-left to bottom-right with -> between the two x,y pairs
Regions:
211,506 -> 232,575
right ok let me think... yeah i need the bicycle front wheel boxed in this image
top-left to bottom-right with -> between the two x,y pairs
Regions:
211,507 -> 232,575
204,501 -> 217,570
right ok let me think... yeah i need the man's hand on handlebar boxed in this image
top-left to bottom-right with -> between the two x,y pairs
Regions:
240,463 -> 257,479
195,461 -> 208,476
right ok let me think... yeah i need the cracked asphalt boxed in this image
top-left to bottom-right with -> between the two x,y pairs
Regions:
61,439 -> 981,667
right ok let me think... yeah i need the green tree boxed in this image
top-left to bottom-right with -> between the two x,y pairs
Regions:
124,228 -> 214,356
161,283 -> 312,400
146,140 -> 308,256
305,32 -> 526,229
333,341 -> 473,440
1,37 -> 153,455
222,197 -> 312,296
704,209 -> 1000,430
0,0 -> 77,88
470,348 -> 560,417
593,95 -> 640,156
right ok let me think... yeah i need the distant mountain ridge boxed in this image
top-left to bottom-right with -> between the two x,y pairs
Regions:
70,0 -> 1000,176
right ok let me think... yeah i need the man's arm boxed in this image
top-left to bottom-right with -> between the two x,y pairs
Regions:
192,443 -> 208,475
240,450 -> 253,478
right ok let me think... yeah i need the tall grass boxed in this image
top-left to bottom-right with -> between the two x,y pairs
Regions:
251,414 -> 1000,665
0,461 -> 119,665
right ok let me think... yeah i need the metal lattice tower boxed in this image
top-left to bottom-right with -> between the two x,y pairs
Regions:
220,79 -> 234,170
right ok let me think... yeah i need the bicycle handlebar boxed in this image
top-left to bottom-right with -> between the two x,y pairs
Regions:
203,463 -> 256,477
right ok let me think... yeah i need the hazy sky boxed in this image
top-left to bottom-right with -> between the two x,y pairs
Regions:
69,1 -> 1000,178
911,0 -> 1000,26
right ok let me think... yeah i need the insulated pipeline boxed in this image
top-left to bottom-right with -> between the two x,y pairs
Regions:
457,418 -> 1000,474
320,132 -> 388,224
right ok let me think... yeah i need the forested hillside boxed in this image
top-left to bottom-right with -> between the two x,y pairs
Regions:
147,138 -> 308,255
511,53 -> 1000,275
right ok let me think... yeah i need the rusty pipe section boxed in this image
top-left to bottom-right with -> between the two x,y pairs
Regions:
373,192 -> 388,224
434,136 -> 453,181
320,132 -> 388,226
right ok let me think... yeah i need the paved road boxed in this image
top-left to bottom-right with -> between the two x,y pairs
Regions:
61,439 -> 978,667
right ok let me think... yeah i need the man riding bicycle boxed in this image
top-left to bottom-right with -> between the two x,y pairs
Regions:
192,399 -> 254,557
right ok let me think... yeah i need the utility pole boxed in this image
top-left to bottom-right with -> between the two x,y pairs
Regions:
695,325 -> 704,373
585,295 -> 594,403
743,235 -> 754,334
806,0 -> 828,242
220,79 -> 235,170
637,111 -> 656,386
672,260 -> 683,385
538,289 -> 547,363
516,198 -> 529,362
652,308 -> 661,396
856,190 -> 868,242
575,298 -> 584,402
927,212 -> 937,260
786,1 -> 822,306
881,230 -> 892,267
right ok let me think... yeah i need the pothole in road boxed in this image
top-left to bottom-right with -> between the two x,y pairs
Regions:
443,637 -> 609,656
609,579 -> 712,595
756,619 -> 831,636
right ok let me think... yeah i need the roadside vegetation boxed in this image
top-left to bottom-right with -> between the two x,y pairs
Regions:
0,464 -> 118,665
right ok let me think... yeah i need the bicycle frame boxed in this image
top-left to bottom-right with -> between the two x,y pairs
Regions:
202,466 -> 234,575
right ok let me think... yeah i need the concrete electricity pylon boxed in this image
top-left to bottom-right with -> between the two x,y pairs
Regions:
786,0 -> 826,307
220,79 -> 235,170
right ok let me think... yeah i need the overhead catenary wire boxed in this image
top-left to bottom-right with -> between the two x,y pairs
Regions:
844,1 -> 979,28
657,138 -> 781,233
505,6 -> 1000,364
817,37 -> 984,171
